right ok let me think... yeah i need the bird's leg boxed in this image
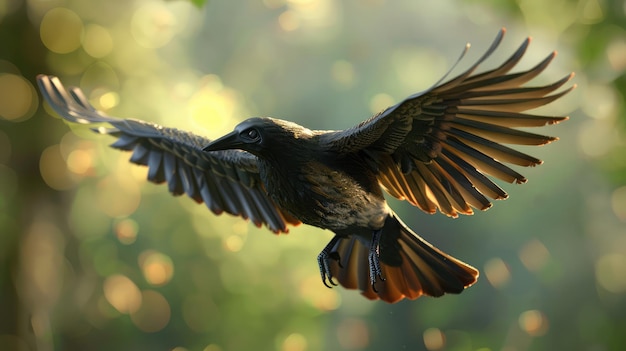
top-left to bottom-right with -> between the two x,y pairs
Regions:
317,236 -> 341,288
368,229 -> 385,292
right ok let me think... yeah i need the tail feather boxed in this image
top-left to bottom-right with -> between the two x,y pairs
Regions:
329,214 -> 478,303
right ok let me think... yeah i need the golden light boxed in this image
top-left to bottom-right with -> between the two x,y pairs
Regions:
519,239 -> 551,272
98,91 -> 120,110
484,257 -> 511,289
40,7 -> 84,54
115,218 -> 139,245
82,24 -> 114,58
298,275 -> 340,311
130,290 -> 171,333
369,93 -> 395,114
581,84 -> 618,121
139,250 -> 175,286
607,37 -> 626,72
131,2 -> 177,49
284,0 -> 338,31
595,253 -> 626,293
188,75 -> 241,137
391,47 -> 447,90
103,274 -> 142,314
518,309 -> 549,336
40,144 -> 75,190
423,328 -> 445,351
95,175 -> 141,218
66,148 -> 94,175
0,73 -> 37,122
282,333 -> 308,351
278,10 -> 301,32
223,234 -> 245,252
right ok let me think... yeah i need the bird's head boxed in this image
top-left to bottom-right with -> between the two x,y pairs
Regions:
202,117 -> 313,156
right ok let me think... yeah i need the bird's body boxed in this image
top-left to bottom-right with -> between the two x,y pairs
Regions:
245,119 -> 386,231
37,28 -> 574,303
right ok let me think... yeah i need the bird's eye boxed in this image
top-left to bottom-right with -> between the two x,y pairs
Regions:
241,128 -> 260,142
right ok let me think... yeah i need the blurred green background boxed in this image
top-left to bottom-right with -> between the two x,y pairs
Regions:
1,0 -> 625,350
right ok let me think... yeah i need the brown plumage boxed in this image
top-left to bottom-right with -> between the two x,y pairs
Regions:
37,28 -> 573,303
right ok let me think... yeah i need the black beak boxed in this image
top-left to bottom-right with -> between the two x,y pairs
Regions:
202,131 -> 240,152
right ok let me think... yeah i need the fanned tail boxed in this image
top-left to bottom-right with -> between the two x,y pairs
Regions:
328,213 -> 478,303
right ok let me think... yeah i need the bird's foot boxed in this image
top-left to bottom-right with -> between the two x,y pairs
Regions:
317,237 -> 342,288
368,229 -> 385,292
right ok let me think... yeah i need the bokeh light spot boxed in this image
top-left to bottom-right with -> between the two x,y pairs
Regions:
40,7 -> 84,54
95,175 -> 141,218
115,218 -> 139,245
203,345 -> 223,351
40,144 -> 75,190
423,328 -> 445,351
98,91 -> 120,110
278,10 -> 300,31
581,84 -> 618,121
130,290 -> 171,333
336,318 -> 369,350
103,274 -> 142,314
282,333 -> 307,351
519,239 -> 550,272
518,309 -> 549,336
188,75 -> 240,137
391,47 -> 446,90
139,250 -> 174,286
595,253 -> 626,293
369,93 -> 394,114
82,24 -> 114,58
223,234 -> 244,252
484,257 -> 511,289
298,275 -> 340,311
0,73 -> 37,121
66,148 -> 94,176
131,3 -> 177,49
578,119 -> 617,157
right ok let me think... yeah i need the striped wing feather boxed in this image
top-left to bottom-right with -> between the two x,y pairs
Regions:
37,75 -> 300,233
323,28 -> 573,217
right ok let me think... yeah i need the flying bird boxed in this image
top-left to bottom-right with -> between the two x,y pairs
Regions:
37,28 -> 574,303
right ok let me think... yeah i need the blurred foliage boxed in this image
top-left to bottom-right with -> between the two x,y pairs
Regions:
1,0 -> 625,351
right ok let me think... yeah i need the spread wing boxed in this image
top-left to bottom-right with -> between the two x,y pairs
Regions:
322,28 -> 574,217
37,75 -> 300,233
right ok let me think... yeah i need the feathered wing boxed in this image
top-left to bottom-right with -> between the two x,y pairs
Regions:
322,28 -> 574,217
37,75 -> 300,233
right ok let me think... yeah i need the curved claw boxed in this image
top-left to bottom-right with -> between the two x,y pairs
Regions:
317,236 -> 341,288
322,274 -> 338,288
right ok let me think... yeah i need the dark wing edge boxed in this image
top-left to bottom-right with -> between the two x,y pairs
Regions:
323,28 -> 574,218
37,75 -> 300,233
